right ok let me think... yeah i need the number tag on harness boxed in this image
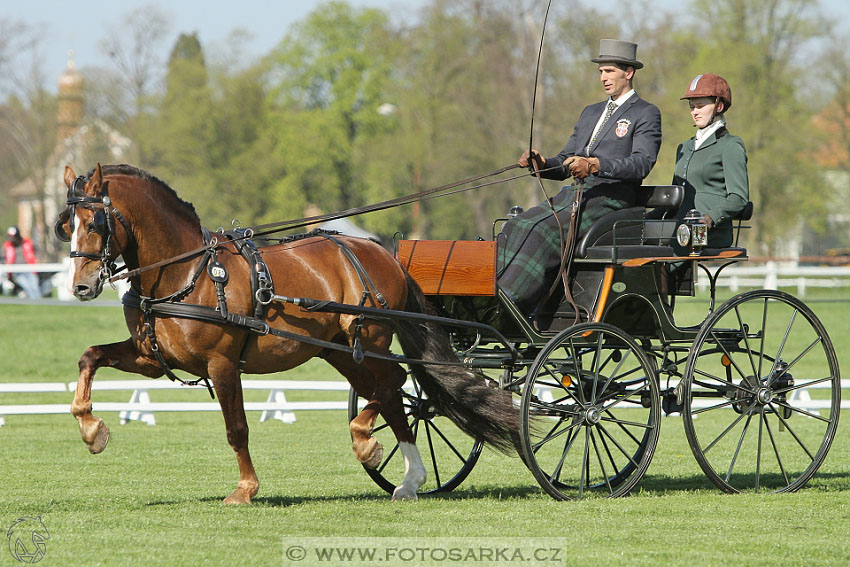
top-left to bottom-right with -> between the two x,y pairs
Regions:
208,261 -> 229,284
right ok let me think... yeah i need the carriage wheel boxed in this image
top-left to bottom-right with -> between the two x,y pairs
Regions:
347,374 -> 483,495
682,290 -> 840,493
519,323 -> 660,500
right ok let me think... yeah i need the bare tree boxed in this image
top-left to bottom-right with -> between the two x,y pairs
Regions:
99,4 -> 171,163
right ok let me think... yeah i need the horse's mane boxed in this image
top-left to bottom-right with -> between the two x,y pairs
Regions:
88,164 -> 199,223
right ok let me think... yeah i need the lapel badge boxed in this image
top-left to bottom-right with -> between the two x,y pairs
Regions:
615,119 -> 632,137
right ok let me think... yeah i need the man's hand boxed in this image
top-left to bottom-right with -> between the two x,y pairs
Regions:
519,149 -> 544,170
702,214 -> 714,230
566,156 -> 600,180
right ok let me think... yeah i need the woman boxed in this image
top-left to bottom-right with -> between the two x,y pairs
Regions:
673,73 -> 749,248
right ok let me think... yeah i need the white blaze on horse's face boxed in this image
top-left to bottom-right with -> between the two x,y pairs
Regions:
66,210 -> 82,295
68,209 -> 104,301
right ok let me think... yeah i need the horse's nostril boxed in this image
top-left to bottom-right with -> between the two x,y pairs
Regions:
75,284 -> 90,295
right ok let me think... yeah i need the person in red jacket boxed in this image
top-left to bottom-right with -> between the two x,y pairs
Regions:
4,226 -> 41,298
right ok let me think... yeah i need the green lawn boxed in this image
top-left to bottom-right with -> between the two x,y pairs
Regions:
1,290 -> 849,566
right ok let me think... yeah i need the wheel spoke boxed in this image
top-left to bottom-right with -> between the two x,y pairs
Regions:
590,429 -> 613,494
766,309 -> 798,381
773,376 -> 833,395
763,413 -> 790,486
423,421 -> 441,487
772,400 -> 833,423
578,428 -> 590,499
377,441 -> 402,474
428,419 -> 469,463
767,336 -> 823,388
703,401 -> 755,454
768,403 -> 816,461
549,427 -> 580,484
756,410 -> 764,493
707,330 -> 752,384
603,409 -> 643,445
734,304 -> 760,378
692,397 -> 738,415
724,411 -> 754,482
596,422 -> 641,469
532,418 -> 582,453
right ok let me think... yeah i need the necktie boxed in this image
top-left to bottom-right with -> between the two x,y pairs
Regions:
588,100 -> 618,152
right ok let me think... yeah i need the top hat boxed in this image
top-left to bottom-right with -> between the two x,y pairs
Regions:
591,39 -> 643,69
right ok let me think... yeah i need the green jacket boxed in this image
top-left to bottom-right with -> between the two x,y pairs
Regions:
672,127 -> 749,247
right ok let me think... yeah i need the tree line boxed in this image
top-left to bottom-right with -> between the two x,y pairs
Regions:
1,0 -> 847,261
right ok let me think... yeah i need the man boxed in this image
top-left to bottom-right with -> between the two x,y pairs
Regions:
4,226 -> 41,298
498,39 -> 662,312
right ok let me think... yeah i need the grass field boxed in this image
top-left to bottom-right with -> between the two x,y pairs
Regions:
1,289 -> 849,566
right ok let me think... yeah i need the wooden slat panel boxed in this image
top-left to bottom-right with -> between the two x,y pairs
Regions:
397,240 -> 496,296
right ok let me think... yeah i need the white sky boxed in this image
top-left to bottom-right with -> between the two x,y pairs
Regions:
3,0 -> 849,92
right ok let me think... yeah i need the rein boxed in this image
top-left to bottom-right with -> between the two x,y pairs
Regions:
104,161 -> 567,285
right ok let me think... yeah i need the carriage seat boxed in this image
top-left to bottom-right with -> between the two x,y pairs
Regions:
576,185 -> 684,260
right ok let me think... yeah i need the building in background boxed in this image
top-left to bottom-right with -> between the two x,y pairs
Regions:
7,56 -> 131,261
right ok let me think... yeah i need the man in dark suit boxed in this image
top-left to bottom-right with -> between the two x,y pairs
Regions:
498,39 -> 662,312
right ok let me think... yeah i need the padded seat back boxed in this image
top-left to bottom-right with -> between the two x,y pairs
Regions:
576,185 -> 684,258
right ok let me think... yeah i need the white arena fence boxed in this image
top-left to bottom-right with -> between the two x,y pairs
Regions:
1,378 -> 847,427
1,260 -> 849,301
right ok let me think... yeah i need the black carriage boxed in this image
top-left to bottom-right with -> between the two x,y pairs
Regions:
348,185 -> 841,500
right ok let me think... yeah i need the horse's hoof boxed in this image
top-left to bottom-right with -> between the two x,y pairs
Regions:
391,485 -> 418,502
363,442 -> 383,470
223,491 -> 253,505
86,418 -> 110,454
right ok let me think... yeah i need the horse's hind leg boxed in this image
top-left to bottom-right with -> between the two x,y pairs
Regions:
326,352 -> 426,500
72,338 -> 162,453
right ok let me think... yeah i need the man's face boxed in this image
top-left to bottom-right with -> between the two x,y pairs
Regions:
598,64 -> 634,99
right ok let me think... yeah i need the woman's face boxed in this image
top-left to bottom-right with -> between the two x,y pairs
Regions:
689,97 -> 718,128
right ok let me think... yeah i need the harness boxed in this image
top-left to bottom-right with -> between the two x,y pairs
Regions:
119,229 -> 394,398
59,176 -> 134,282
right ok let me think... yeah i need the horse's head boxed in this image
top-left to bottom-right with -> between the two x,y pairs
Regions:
55,164 -> 131,300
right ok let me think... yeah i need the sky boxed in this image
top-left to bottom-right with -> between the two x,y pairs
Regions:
3,0 -> 850,92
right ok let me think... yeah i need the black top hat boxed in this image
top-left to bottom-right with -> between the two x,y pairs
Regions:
591,39 -> 643,69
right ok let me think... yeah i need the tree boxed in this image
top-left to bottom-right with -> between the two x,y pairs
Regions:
0,20 -> 59,257
100,5 -> 170,164
262,2 -> 402,227
685,0 -> 828,254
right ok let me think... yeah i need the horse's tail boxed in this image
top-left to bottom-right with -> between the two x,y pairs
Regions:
395,272 -> 519,453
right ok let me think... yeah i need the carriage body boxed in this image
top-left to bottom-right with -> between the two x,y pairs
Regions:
367,185 -> 841,499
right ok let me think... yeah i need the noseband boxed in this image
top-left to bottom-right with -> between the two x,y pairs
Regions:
59,175 -> 133,281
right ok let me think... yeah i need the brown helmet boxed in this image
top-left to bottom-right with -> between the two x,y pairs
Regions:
681,73 -> 732,113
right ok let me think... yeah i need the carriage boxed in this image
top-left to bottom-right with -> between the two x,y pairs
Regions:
349,184 -> 841,500
58,165 -> 840,503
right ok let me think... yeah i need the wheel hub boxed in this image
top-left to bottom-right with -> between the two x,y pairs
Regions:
756,387 -> 773,405
583,406 -> 602,425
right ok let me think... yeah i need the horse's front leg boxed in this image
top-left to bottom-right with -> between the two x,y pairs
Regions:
71,338 -> 162,453
211,362 -> 258,505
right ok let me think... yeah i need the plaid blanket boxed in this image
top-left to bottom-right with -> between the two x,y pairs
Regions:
497,184 -> 634,312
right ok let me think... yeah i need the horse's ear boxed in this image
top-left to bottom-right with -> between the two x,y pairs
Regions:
91,163 -> 104,191
64,166 -> 76,189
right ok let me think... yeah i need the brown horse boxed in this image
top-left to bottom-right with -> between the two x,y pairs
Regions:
56,163 -> 517,504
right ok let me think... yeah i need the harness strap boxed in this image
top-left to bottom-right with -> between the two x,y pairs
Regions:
321,233 -> 389,309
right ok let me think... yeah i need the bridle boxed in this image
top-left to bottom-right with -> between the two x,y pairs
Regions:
55,175 -> 134,282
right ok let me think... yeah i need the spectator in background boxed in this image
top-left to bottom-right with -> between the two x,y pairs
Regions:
4,226 -> 41,298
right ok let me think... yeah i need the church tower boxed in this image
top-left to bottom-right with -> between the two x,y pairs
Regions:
56,51 -> 83,142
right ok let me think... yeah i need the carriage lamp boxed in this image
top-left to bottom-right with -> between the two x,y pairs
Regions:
676,209 -> 708,256
508,206 -> 524,218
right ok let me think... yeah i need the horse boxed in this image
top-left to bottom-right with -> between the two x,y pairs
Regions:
56,163 -> 517,504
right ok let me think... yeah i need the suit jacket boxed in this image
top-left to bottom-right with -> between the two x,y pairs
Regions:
540,93 -> 662,190
673,127 -> 749,247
